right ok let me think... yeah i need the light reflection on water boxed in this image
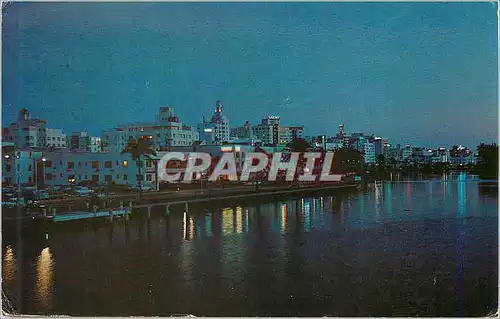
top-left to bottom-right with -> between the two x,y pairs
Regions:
2,174 -> 497,316
35,247 -> 54,310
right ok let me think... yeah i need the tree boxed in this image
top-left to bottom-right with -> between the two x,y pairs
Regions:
476,143 -> 498,180
286,138 -> 312,152
122,137 -> 157,196
330,148 -> 364,176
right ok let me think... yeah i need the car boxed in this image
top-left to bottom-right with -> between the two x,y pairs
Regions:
35,191 -> 51,200
74,186 -> 91,196
132,184 -> 154,192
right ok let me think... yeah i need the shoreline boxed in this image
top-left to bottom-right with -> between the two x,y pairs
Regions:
2,183 -> 360,227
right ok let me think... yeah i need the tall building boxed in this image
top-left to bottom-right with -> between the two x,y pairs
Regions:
252,117 -> 279,145
230,121 -> 253,139
252,123 -> 274,145
325,136 -> 344,151
288,126 -> 304,141
401,145 -> 413,161
2,109 -> 69,149
46,128 -> 67,149
69,132 -> 102,152
374,137 -> 389,157
3,109 -> 47,148
103,106 -> 199,152
198,100 -> 230,145
363,141 -> 376,164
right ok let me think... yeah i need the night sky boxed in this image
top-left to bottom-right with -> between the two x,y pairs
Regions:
3,2 -> 498,147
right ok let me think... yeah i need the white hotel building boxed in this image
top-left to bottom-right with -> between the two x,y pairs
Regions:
3,109 -> 67,149
2,146 -> 156,188
103,107 -> 199,152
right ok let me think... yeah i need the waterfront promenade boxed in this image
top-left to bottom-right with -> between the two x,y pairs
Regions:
5,182 -> 359,222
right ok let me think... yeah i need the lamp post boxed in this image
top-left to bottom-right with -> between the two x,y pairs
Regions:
35,157 -> 47,192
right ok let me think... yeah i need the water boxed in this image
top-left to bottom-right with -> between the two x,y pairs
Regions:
2,173 -> 498,316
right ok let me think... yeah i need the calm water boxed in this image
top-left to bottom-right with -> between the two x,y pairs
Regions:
2,173 -> 498,316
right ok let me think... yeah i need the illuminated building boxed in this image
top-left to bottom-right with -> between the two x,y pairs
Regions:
198,100 -> 230,145
103,106 -> 199,152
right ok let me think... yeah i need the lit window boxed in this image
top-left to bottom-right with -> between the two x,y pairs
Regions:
123,160 -> 128,167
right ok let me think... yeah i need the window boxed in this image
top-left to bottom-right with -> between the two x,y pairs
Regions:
123,160 -> 128,168
105,175 -> 112,183
117,175 -> 120,179
146,160 -> 153,168
146,174 -> 152,182
92,175 -> 99,182
28,176 -> 32,183
84,175 -> 88,180
137,174 -> 143,182
123,174 -> 128,181
68,162 -> 74,169
57,137 -> 61,141
92,161 -> 99,169
104,161 -> 112,168
79,162 -> 82,167
28,164 -> 32,171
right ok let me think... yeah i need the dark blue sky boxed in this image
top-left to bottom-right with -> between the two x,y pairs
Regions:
3,2 -> 498,147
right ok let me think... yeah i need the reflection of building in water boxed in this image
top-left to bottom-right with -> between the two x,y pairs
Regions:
384,182 -> 392,217
182,212 -> 187,240
181,213 -> 195,241
304,201 -> 311,231
35,247 -> 54,309
245,210 -> 249,233
406,180 -> 411,200
458,173 -> 466,216
235,206 -> 243,234
281,203 -> 287,233
188,217 -> 195,240
3,246 -> 15,283
195,216 -> 202,238
359,196 -> 365,217
222,207 -> 234,235
205,214 -> 213,237
428,181 -> 433,207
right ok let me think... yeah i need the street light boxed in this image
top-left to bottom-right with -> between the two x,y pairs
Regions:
4,154 -> 10,159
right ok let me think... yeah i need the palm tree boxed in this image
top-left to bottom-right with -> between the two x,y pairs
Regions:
122,137 -> 157,196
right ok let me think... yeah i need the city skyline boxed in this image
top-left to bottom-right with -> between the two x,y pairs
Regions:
3,2 -> 498,148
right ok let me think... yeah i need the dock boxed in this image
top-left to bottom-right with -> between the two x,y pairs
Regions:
4,183 -> 359,226
47,207 -> 130,222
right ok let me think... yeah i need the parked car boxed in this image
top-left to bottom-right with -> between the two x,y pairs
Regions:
132,184 -> 154,192
35,191 -> 50,200
74,186 -> 91,196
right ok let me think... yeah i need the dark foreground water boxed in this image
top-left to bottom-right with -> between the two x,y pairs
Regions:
2,173 -> 498,316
